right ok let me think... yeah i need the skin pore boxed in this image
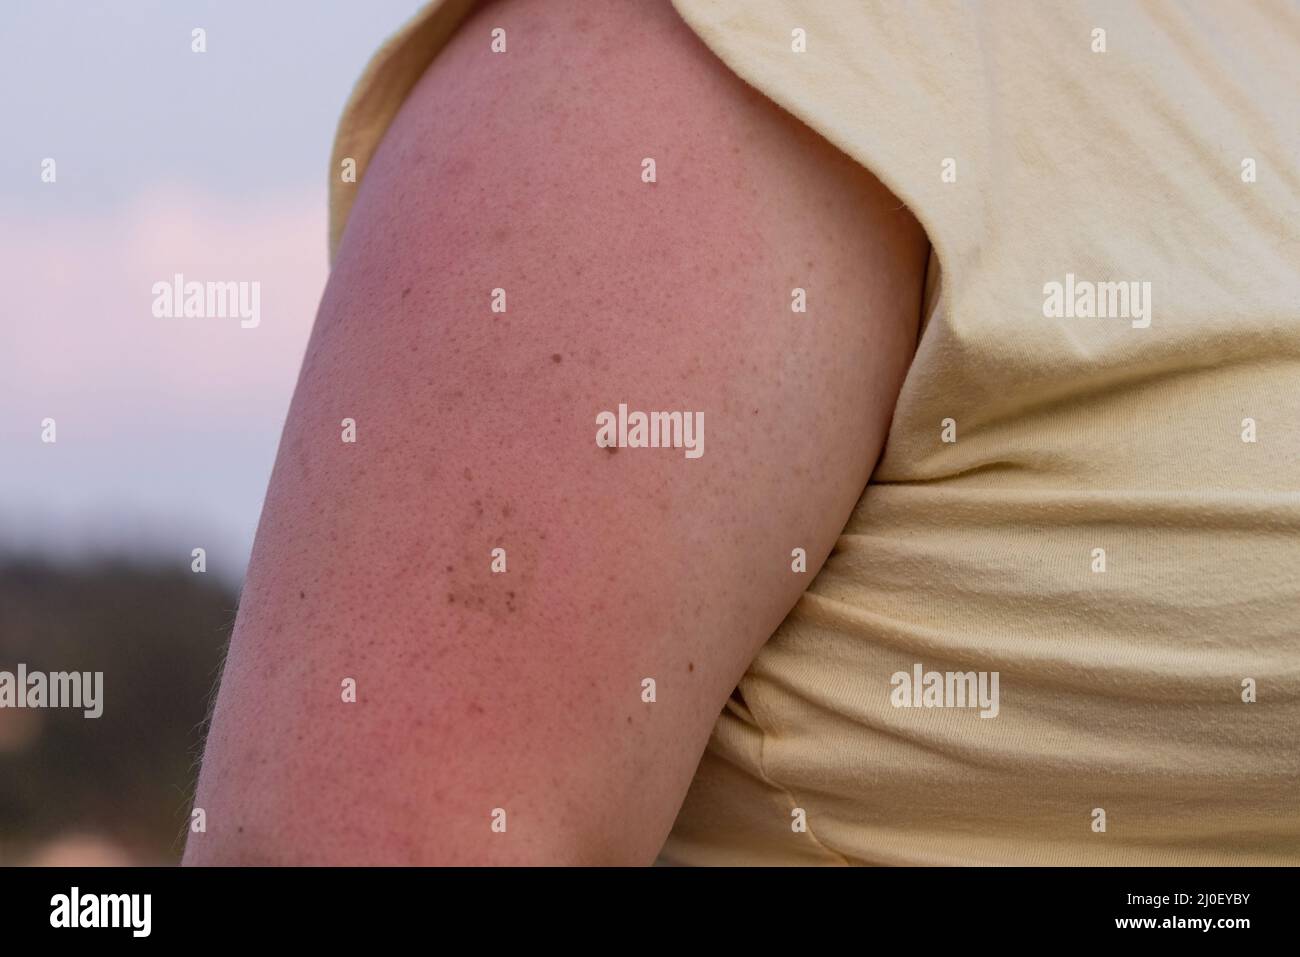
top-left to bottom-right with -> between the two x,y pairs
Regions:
185,0 -> 928,865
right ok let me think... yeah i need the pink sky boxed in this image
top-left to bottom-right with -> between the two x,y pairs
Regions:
1,185 -> 327,580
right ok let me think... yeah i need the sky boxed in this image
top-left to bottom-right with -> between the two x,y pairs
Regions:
0,0 -> 427,583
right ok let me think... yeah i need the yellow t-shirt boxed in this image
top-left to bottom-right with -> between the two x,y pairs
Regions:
329,0 -> 1300,864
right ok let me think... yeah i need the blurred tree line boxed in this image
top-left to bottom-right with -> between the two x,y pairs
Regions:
0,557 -> 237,865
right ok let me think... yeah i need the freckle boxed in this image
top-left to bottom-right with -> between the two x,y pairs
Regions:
606,445 -> 618,455
299,590 -> 305,599
626,716 -> 633,724
551,353 -> 562,364
448,594 -> 456,603
448,154 -> 475,179
688,661 -> 695,672
445,565 -> 454,573
401,286 -> 411,299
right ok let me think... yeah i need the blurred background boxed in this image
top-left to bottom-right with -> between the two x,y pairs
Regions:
0,0 -> 425,865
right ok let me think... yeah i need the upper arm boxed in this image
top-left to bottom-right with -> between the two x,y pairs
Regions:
185,0 -> 927,865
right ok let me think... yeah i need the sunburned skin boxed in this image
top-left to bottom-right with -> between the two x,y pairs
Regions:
185,0 -> 929,865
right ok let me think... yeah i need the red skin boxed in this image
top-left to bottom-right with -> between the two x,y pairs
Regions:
185,0 -> 927,866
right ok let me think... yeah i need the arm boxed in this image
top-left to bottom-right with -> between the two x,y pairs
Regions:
185,0 -> 928,865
